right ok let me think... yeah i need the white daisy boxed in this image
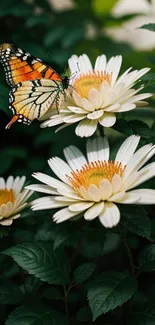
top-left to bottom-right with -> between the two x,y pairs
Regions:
26,135 -> 155,228
41,54 -> 152,137
0,176 -> 33,226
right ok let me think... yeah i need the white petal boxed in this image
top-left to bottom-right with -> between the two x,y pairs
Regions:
0,204 -> 7,216
115,67 -> 132,85
99,179 -> 112,200
88,184 -> 101,202
32,172 -> 71,192
6,176 -> 14,190
86,136 -> 109,162
111,56 -> 122,86
126,189 -> 155,204
68,106 -> 87,114
78,54 -> 93,74
0,178 -> 5,189
68,54 -> 79,74
118,103 -> 136,112
94,55 -> 107,73
88,88 -> 103,108
63,114 -> 86,124
87,110 -> 103,120
99,112 -> 116,127
99,202 -> 120,228
123,144 -> 155,181
13,176 -> 26,195
115,135 -> 140,167
0,218 -> 13,226
108,191 -> 126,202
84,202 -> 104,220
79,186 -> 92,200
48,157 -> 71,184
25,184 -> 58,195
72,91 -> 83,106
127,93 -> 152,103
53,207 -> 80,223
119,192 -> 140,204
128,162 -> 155,190
75,119 -> 97,138
81,98 -> 94,112
63,145 -> 87,170
69,202 -> 93,212
31,197 -> 69,210
104,103 -> 120,112
57,189 -> 83,200
100,81 -> 110,98
112,175 -> 123,193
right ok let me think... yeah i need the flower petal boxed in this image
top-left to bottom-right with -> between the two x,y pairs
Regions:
75,119 -> 97,138
87,110 -> 103,120
88,88 -> 103,108
69,202 -> 93,212
53,207 -> 80,223
84,202 -> 104,220
88,184 -> 101,202
48,157 -> 71,184
32,172 -> 71,192
86,136 -> 109,162
99,112 -> 116,127
126,189 -> 155,204
63,145 -> 87,170
112,175 -> 123,193
25,184 -> 57,195
94,54 -> 107,73
99,179 -> 112,200
115,135 -> 140,167
99,202 -> 120,228
128,162 -> 155,190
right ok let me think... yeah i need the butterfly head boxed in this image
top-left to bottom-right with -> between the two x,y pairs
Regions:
62,76 -> 70,90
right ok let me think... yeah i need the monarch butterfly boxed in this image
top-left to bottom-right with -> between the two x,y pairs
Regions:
0,43 -> 70,129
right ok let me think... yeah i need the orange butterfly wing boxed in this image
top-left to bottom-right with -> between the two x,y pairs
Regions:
0,43 -> 62,86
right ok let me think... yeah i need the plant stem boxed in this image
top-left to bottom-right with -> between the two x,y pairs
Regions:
63,285 -> 69,321
123,236 -> 136,277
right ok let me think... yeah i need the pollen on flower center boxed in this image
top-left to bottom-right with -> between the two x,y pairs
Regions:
73,72 -> 112,98
0,189 -> 15,206
67,160 -> 125,192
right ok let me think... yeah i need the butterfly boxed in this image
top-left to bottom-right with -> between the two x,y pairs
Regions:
0,43 -> 70,129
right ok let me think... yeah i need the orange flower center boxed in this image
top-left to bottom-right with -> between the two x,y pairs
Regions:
73,72 -> 112,98
67,160 -> 124,191
0,189 -> 15,206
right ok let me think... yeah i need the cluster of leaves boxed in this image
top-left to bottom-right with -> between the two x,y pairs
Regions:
1,0 -> 155,324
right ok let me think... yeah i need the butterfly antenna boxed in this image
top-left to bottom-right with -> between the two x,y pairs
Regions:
5,115 -> 18,129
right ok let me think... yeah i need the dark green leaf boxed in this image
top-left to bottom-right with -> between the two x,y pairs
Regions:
3,243 -> 70,284
73,263 -> 96,284
6,305 -> 68,325
127,307 -> 155,325
88,272 -> 137,320
129,120 -> 151,138
0,281 -> 23,304
120,206 -> 151,240
138,244 -> 155,272
139,23 -> 155,32
76,307 -> 92,322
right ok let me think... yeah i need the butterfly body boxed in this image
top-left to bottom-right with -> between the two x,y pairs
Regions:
0,43 -> 69,128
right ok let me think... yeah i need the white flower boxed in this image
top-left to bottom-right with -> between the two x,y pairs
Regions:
41,54 -> 152,137
0,176 -> 33,226
26,135 -> 155,228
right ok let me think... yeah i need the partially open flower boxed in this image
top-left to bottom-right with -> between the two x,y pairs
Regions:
0,176 -> 33,226
26,135 -> 155,228
41,54 -> 152,137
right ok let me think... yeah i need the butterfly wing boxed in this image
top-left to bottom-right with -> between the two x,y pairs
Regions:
6,79 -> 63,129
0,43 -> 62,87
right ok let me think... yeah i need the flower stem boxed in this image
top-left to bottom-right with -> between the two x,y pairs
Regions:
63,285 -> 69,321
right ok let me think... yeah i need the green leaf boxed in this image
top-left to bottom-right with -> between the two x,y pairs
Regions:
92,0 -> 118,15
139,23 -> 155,32
3,243 -> 70,284
138,244 -> 155,272
43,287 -> 62,300
44,27 -> 65,47
120,206 -> 151,240
87,272 -> 137,320
127,307 -> 155,325
73,263 -> 96,284
76,307 -> 92,322
129,120 -> 151,139
0,281 -> 23,304
6,305 -> 68,325
113,119 -> 133,136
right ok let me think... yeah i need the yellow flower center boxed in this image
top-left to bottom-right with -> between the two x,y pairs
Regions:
73,72 -> 112,98
0,189 -> 15,206
67,160 -> 124,192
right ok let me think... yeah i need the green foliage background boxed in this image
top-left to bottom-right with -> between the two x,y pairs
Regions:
1,0 -> 155,324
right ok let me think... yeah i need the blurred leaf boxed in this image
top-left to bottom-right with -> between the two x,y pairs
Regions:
87,272 -> 137,320
44,27 -> 65,47
0,280 -> 23,304
76,307 -> 92,322
127,307 -> 155,325
139,23 -> 155,32
73,262 -> 96,284
0,226 -> 9,238
6,305 -> 68,325
129,120 -> 151,138
113,119 -> 133,136
120,206 -> 151,240
92,0 -> 118,16
138,244 -> 155,272
62,27 -> 84,48
43,286 -> 62,300
3,243 -> 70,285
